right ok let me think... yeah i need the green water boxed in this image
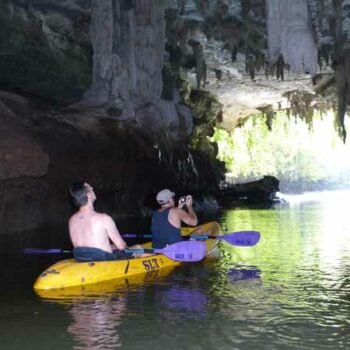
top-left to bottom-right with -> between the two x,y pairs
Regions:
1,191 -> 350,349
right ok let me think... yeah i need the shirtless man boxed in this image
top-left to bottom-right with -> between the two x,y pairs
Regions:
69,182 -> 138,261
151,189 -> 198,249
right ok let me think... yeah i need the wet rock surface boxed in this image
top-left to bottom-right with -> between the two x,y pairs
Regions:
1,1 -> 349,234
0,90 -> 225,234
218,175 -> 280,207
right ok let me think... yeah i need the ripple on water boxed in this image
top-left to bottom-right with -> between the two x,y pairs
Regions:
265,312 -> 350,349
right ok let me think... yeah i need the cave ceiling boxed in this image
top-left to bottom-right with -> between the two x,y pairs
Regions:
166,0 -> 345,134
0,0 -> 348,140
193,35 -> 324,131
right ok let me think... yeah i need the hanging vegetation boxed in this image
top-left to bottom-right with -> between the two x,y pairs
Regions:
212,111 -> 350,192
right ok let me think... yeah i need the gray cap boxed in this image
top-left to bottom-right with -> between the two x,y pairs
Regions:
156,189 -> 175,204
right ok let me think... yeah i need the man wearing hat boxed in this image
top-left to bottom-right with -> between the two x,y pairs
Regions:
151,189 -> 198,249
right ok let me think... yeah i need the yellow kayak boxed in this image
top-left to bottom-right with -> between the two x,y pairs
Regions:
35,266 -> 177,300
33,221 -> 221,292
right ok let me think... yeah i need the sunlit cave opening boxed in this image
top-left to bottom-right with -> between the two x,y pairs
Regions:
213,110 -> 350,193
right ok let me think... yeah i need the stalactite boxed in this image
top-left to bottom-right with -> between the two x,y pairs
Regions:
84,0 -> 114,105
84,0 -> 166,111
308,0 -> 325,43
266,0 -> 318,76
194,0 -> 209,16
342,0 -> 350,40
283,90 -> 316,128
134,0 -> 154,25
333,0 -> 350,142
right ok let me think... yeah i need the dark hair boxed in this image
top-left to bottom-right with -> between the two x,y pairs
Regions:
69,182 -> 88,207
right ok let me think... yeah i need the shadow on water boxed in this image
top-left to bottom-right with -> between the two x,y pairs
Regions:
227,268 -> 261,282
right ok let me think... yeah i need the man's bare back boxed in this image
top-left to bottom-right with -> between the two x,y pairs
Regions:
68,182 -> 127,254
68,182 -> 148,261
69,209 -> 126,253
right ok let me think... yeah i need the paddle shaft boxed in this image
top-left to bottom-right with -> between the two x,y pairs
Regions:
23,248 -> 72,254
125,241 -> 206,262
122,234 -> 215,240
122,230 -> 260,247
23,241 -> 206,262
190,235 -> 217,240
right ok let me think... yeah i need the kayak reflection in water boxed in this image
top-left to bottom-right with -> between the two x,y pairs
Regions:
67,296 -> 126,349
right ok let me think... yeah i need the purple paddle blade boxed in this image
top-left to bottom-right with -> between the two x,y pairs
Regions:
219,231 -> 260,246
156,241 -> 206,262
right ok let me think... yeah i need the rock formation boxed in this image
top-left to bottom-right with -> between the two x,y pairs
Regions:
266,0 -> 318,76
0,0 -> 349,234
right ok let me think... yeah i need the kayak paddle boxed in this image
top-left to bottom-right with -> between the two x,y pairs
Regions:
122,233 -> 152,238
191,230 -> 261,246
122,230 -> 260,247
125,241 -> 206,262
23,241 -> 206,262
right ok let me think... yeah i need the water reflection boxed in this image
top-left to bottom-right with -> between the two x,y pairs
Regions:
161,285 -> 207,314
67,296 -> 126,349
227,268 -> 261,282
216,191 -> 350,349
65,279 -> 211,346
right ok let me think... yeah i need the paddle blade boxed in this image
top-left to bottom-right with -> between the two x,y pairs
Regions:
219,231 -> 260,246
156,241 -> 206,262
23,248 -> 69,255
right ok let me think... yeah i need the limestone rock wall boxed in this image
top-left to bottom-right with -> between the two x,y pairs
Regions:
1,0 -> 350,234
0,89 -> 224,235
266,0 -> 318,76
0,0 -> 91,103
0,1 -> 190,143
342,0 -> 350,40
0,92 -> 49,180
85,0 -> 165,108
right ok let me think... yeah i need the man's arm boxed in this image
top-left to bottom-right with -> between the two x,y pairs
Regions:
178,206 -> 198,226
103,214 -> 127,250
68,217 -> 76,247
176,196 -> 198,226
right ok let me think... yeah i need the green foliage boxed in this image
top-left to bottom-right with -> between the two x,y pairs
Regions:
212,111 -> 350,191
